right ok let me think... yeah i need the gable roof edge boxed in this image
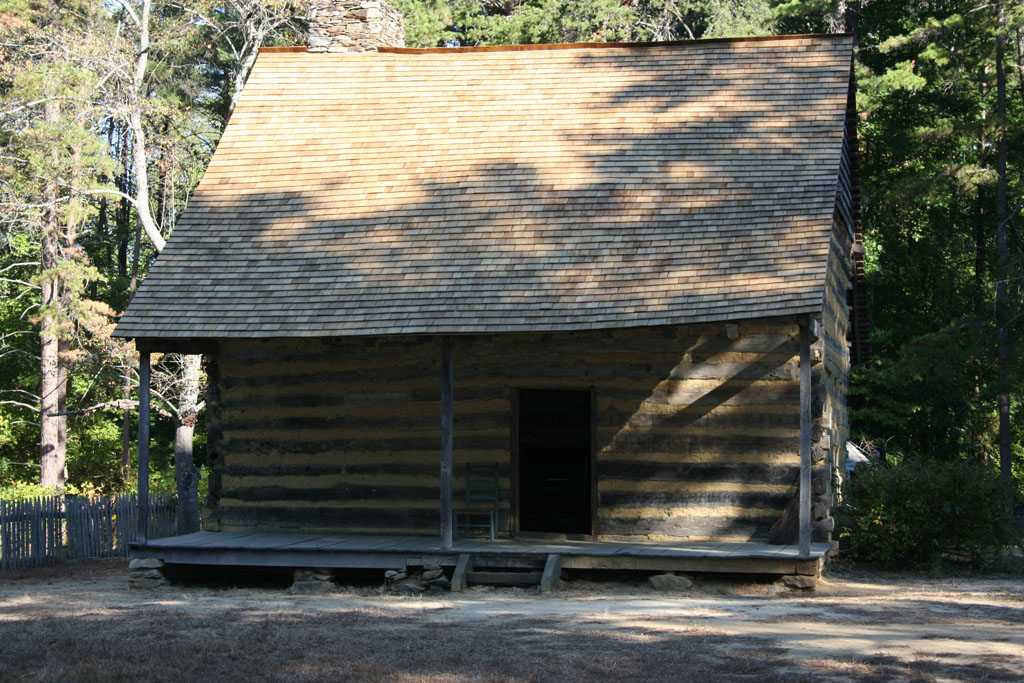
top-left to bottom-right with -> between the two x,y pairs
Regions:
257,32 -> 854,55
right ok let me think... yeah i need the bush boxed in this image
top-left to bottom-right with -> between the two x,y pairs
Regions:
838,457 -> 1020,569
0,480 -> 55,501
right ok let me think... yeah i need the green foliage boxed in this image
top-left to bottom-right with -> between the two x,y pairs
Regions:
392,0 -> 781,46
0,0 -> 291,497
839,457 -> 1021,569
849,0 -> 1023,504
390,0 -> 462,46
0,478 -> 112,499
0,479 -> 52,501
145,463 -> 209,501
66,414 -> 126,493
851,323 -> 999,460
482,0 -> 637,44
702,0 -> 773,38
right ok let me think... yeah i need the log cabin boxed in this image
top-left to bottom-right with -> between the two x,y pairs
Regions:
115,0 -> 869,586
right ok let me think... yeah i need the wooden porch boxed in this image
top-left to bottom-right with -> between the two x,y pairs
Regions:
131,531 -> 831,577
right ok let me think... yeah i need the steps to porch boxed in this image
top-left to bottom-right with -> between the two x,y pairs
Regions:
451,553 -> 562,593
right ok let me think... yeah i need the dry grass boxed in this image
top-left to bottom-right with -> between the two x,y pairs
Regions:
1,560 -> 1021,682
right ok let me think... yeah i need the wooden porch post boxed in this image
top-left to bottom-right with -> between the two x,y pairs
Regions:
440,337 -> 454,551
136,349 -> 151,544
798,318 -> 812,558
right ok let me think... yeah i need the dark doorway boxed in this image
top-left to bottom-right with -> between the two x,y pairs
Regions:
517,389 -> 592,535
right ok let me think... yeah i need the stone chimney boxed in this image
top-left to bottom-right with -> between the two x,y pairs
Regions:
308,0 -> 405,53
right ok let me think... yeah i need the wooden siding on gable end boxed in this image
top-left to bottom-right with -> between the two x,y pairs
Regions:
203,319 -> 810,542
840,61 -> 871,367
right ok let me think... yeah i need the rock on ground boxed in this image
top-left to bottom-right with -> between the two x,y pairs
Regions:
648,573 -> 695,591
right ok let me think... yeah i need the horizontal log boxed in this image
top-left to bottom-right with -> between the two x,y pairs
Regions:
222,472 -> 444,488
215,522 -> 437,536
222,463 -> 346,478
217,410 -> 513,434
598,479 -> 793,493
220,374 -> 796,403
216,505 -> 438,529
219,396 -> 799,435
219,434 -> 510,452
215,505 -> 513,534
600,504 -> 782,519
597,515 -> 776,538
599,424 -> 798,438
596,533 -> 762,543
632,380 -> 799,407
219,366 -> 785,397
219,398 -> 510,421
219,353 -> 428,379
599,408 -> 800,430
597,461 -> 800,484
224,483 -> 441,503
598,432 -> 798,456
600,399 -> 798,415
217,326 -> 798,364
221,449 -> 509,467
221,460 -> 510,479
599,490 -> 791,509
594,450 -> 800,465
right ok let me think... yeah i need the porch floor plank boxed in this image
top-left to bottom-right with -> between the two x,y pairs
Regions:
130,531 -> 831,576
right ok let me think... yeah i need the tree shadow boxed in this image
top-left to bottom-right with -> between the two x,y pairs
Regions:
1,594 -> 1020,681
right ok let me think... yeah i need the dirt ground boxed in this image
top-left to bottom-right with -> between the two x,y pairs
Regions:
0,560 -> 1021,682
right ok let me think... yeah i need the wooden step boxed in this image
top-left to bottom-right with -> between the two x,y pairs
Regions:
466,570 -> 542,586
452,553 -> 562,593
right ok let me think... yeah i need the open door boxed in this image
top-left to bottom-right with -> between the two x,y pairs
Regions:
516,389 -> 593,536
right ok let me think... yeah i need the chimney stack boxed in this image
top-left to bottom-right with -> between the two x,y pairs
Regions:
308,0 -> 405,53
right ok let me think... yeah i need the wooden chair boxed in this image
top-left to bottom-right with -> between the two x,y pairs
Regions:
453,464 -> 499,540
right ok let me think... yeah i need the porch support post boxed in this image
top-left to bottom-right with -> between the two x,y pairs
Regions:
440,337 -> 454,551
136,349 -> 151,545
798,318 -> 812,558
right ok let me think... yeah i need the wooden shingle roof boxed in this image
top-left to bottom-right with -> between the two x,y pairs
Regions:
116,35 -> 855,340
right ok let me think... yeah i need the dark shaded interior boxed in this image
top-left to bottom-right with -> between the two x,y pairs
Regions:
518,389 -> 592,535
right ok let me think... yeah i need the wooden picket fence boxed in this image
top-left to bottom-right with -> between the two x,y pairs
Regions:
0,493 -> 176,570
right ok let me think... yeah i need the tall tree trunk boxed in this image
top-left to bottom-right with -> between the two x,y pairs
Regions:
121,219 -> 143,484
39,100 -> 65,490
126,0 -> 166,252
174,354 -> 202,533
57,337 -> 69,483
994,0 -> 1012,513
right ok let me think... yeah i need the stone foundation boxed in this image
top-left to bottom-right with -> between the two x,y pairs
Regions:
128,558 -> 169,588
290,567 -> 336,593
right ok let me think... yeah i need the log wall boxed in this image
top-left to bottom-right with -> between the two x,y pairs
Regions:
204,317 -> 811,541
812,218 -> 854,540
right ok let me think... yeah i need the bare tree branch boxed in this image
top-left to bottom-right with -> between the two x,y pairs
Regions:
47,397 -> 172,419
0,262 -> 37,274
114,0 -> 142,28
1,400 -> 39,411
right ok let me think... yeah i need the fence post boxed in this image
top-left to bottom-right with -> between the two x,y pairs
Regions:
1,499 -> 6,571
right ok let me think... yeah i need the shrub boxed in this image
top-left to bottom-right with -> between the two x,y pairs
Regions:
0,480 -> 55,501
838,457 -> 1020,569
